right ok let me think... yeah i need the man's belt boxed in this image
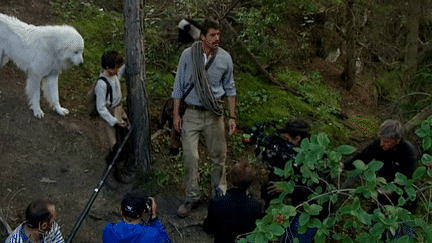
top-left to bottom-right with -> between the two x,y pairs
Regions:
186,104 -> 208,111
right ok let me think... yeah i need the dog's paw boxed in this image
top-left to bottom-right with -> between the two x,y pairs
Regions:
55,107 -> 70,116
32,108 -> 45,118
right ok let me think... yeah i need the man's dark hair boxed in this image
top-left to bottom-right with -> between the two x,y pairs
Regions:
25,199 -> 53,229
200,18 -> 220,36
279,118 -> 311,140
101,50 -> 124,69
231,162 -> 254,190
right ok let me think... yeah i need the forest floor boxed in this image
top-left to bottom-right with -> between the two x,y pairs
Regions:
0,1 -> 381,243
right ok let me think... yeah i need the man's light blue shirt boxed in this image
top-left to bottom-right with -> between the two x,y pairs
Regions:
171,46 -> 236,106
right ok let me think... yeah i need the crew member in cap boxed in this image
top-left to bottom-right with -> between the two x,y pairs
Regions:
103,191 -> 171,243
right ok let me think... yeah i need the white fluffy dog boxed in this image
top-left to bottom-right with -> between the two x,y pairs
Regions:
0,13 -> 84,118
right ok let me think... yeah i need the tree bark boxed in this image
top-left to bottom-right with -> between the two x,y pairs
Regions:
123,0 -> 151,173
404,104 -> 432,135
343,0 -> 356,91
404,0 -> 420,86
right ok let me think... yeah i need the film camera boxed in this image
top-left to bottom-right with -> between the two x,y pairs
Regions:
243,121 -> 298,180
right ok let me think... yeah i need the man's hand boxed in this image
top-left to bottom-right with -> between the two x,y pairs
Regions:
173,99 -> 182,133
229,118 -> 237,136
267,181 -> 283,195
173,114 -> 182,133
116,120 -> 127,128
148,197 -> 158,218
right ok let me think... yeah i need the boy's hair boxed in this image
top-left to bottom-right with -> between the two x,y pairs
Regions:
101,50 -> 124,69
26,199 -> 54,229
200,18 -> 220,36
378,119 -> 402,140
231,162 -> 254,190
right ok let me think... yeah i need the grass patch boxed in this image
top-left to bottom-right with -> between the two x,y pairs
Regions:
50,1 -> 125,113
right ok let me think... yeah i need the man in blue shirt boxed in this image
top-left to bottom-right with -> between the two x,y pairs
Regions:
103,191 -> 171,243
171,18 -> 237,218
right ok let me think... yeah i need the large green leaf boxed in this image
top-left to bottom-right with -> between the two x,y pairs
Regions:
395,173 -> 407,186
299,212 -> 310,226
281,205 -> 297,217
353,160 -> 367,171
364,170 -> 376,182
268,224 -> 285,236
368,160 -> 383,172
427,114 -> 432,124
415,128 -> 428,138
423,136 -> 432,150
421,153 -> 432,165
421,120 -> 431,131
413,166 -> 426,180
336,145 -> 357,155
317,133 -> 330,147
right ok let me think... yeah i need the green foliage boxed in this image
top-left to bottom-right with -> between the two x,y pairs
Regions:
375,71 -> 404,100
238,125 -> 432,242
235,72 -> 313,128
278,70 -> 342,121
415,114 -> 432,150
236,4 -> 289,62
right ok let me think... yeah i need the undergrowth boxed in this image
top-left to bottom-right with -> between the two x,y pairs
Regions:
50,0 -> 361,203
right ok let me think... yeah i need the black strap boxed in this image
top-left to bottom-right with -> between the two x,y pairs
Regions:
98,76 -> 113,107
181,51 -> 217,102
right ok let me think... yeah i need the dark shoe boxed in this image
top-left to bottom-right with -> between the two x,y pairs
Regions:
177,201 -> 199,218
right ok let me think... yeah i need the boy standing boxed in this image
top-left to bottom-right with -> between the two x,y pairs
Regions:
96,50 -> 129,151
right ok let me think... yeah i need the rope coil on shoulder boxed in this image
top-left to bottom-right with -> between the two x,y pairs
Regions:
191,41 -> 223,116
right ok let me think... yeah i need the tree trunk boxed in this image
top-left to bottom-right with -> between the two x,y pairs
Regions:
123,0 -> 151,173
343,0 -> 356,91
404,0 -> 420,86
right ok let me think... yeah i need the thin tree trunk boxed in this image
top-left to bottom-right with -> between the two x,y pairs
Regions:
404,0 -> 420,86
343,0 -> 356,91
123,0 -> 151,173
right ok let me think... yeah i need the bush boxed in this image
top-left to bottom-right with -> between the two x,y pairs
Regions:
238,120 -> 432,242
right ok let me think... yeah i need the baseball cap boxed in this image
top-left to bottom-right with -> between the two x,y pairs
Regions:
121,191 -> 147,218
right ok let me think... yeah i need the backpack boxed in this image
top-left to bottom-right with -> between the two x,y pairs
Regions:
86,76 -> 113,118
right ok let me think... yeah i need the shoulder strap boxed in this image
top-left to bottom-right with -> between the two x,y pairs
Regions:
98,76 -> 113,106
181,50 -> 218,101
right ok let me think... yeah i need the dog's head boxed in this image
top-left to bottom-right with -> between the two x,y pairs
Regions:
58,26 -> 85,67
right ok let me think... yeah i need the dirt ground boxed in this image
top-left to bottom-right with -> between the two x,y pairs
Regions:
0,1 -> 215,242
0,1 -> 381,243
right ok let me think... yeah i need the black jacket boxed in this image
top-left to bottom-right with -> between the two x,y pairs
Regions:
344,139 -> 417,182
203,188 -> 262,243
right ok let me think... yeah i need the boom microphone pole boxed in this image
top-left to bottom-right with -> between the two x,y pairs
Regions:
66,126 -> 134,243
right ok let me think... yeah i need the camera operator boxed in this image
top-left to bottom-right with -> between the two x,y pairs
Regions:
245,118 -> 328,242
103,191 -> 171,243
253,118 -> 314,208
